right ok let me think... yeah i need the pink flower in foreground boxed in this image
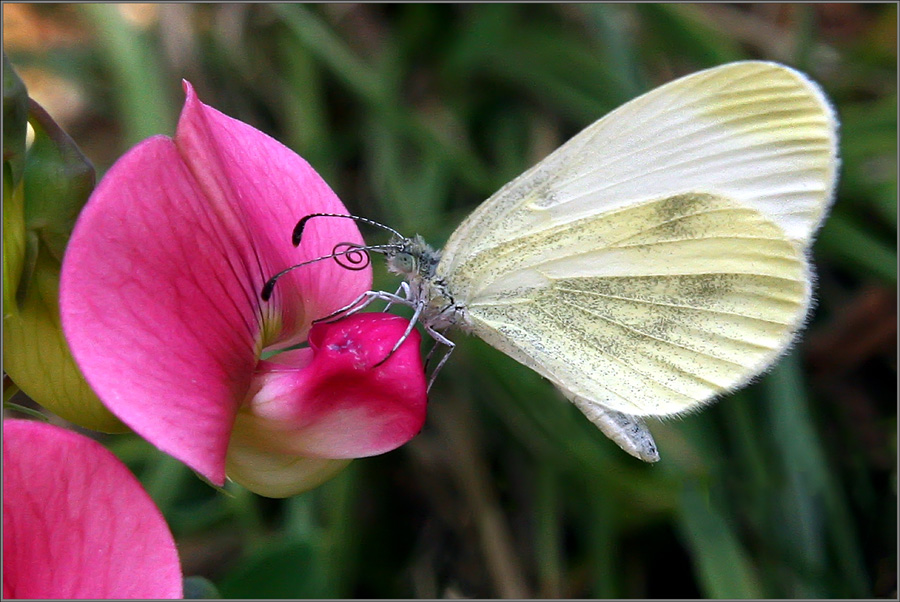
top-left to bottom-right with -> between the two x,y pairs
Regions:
59,82 -> 427,497
3,419 -> 182,599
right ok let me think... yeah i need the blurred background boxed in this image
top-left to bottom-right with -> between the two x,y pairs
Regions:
4,3 -> 896,598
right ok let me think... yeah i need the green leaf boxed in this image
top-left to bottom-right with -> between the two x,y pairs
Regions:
637,4 -> 743,67
78,3 -> 175,145
3,52 -> 28,189
763,355 -> 871,597
274,32 -> 334,181
2,89 -> 125,432
24,99 -> 96,265
584,4 -> 646,98
817,211 -> 897,284
677,482 -> 764,598
3,174 -> 26,312
273,4 -> 494,194
3,250 -> 125,432
838,95 -> 898,230
533,461 -> 564,597
218,538 -> 335,598
182,576 -> 221,599
3,54 -> 28,311
3,400 -> 50,421
3,377 -> 20,404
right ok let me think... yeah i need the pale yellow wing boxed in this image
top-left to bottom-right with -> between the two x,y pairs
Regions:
459,193 -> 809,417
438,61 -> 837,280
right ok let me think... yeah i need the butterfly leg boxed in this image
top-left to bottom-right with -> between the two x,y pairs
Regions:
314,289 -> 412,324
374,300 -> 424,368
423,339 -> 441,369
314,290 -> 371,323
422,325 -> 455,392
382,282 -> 410,312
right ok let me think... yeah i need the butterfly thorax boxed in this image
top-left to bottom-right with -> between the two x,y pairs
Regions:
386,235 -> 471,332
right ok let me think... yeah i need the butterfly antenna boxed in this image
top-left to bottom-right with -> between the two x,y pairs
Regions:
261,243 -> 398,301
292,213 -> 405,247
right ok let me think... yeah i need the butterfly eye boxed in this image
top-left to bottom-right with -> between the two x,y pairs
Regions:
394,252 -> 416,274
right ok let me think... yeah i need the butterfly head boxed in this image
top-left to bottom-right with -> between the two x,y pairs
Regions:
386,235 -> 441,282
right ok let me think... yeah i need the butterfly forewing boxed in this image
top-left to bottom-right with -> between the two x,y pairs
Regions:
438,61 -> 837,280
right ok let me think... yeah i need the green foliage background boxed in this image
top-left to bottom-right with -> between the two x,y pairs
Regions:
5,4 -> 896,598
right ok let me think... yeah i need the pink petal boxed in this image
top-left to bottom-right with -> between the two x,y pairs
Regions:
60,82 -> 370,484
3,419 -> 182,599
174,81 -> 372,345
241,313 -> 428,459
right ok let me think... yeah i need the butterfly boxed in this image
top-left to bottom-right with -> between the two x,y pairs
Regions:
267,61 -> 838,462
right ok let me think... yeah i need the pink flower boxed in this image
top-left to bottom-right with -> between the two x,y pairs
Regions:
59,82 -> 427,496
3,419 -> 182,599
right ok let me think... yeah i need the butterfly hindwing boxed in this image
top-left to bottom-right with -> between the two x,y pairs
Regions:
460,193 -> 809,417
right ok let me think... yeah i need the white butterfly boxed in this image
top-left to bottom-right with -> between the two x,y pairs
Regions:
273,61 -> 839,462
